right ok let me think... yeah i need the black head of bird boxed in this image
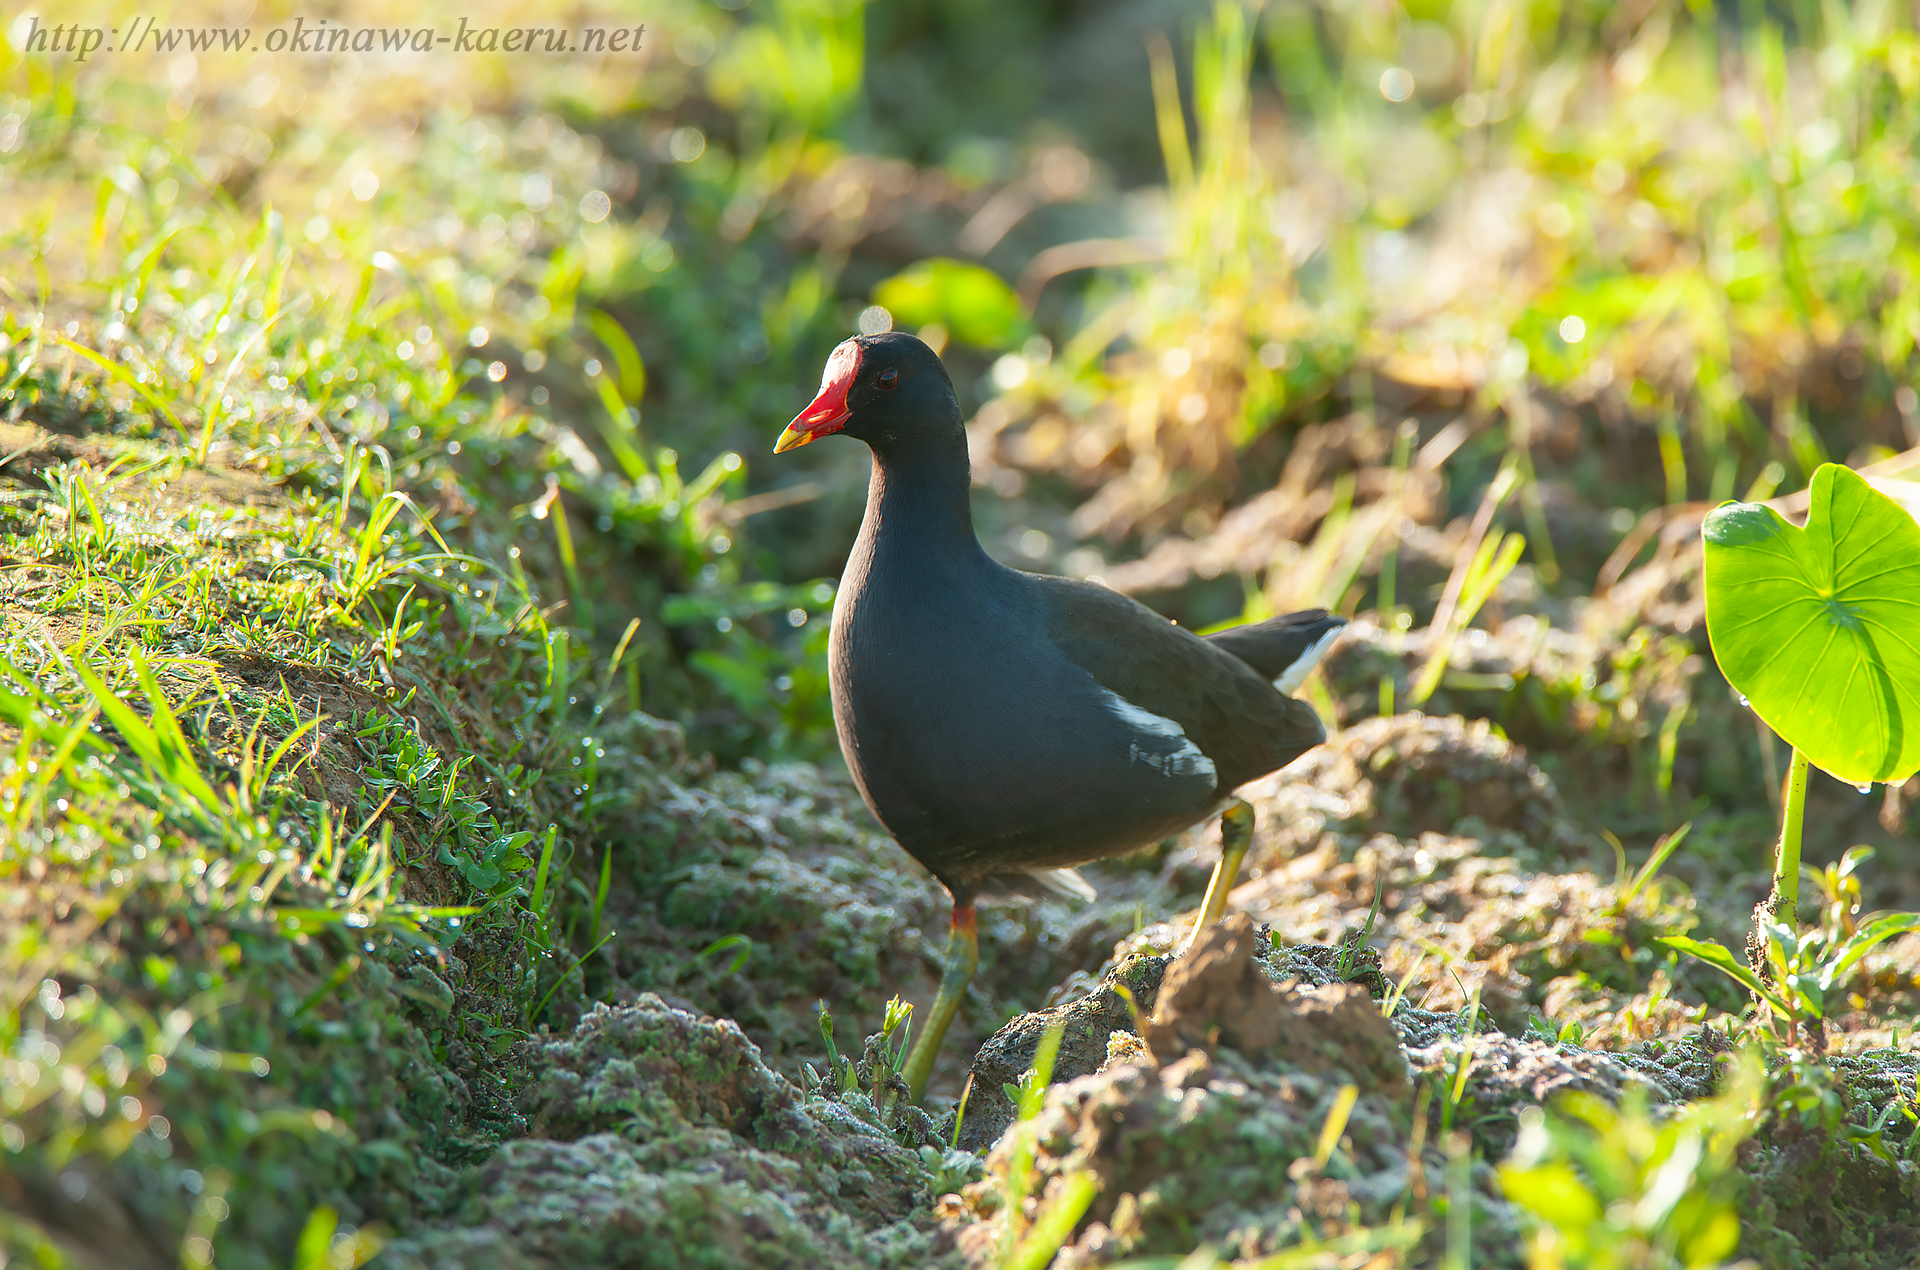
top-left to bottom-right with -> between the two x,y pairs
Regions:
775,331 -> 963,458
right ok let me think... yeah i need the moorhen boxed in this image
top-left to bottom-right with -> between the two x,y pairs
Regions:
775,333 -> 1343,1100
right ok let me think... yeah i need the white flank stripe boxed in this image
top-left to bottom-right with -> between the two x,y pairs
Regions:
1101,689 -> 1217,782
1273,625 -> 1344,695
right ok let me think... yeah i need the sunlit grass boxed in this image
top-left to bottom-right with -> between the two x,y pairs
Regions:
0,6 -> 760,1257
973,0 -> 1920,572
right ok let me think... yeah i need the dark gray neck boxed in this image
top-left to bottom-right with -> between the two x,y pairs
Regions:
857,428 -> 989,574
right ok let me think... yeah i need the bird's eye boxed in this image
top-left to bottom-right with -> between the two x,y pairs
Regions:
876,370 -> 898,390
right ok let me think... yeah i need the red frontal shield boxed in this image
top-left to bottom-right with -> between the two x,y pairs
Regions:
774,340 -> 862,453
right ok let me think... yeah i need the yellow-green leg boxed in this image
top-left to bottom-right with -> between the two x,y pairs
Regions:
902,902 -> 979,1103
1183,798 -> 1255,952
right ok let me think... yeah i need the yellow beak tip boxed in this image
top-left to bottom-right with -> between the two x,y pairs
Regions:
773,425 -> 813,454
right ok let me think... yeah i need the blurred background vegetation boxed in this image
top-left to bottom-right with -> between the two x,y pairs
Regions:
5,0 -> 1920,1263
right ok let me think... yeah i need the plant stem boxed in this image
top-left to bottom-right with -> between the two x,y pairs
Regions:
1773,747 -> 1809,919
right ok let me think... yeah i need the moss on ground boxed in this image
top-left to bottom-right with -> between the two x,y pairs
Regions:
391,997 -> 964,1269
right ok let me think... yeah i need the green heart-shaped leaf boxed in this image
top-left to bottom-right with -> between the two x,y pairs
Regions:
1703,463 -> 1920,785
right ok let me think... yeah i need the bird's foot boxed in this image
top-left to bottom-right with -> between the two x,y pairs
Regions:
1183,798 -> 1255,953
901,902 -> 979,1104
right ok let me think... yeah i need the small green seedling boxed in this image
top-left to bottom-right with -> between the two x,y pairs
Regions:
1334,871 -> 1387,980
1002,1017 -> 1067,1120
1807,844 -> 1873,943
1663,916 -> 1920,1038
1524,1013 -> 1588,1049
1662,464 -> 1920,1039
880,995 -> 915,1065
1608,821 -> 1690,918
1498,1050 -> 1763,1270
996,1015 -> 1073,1266
802,999 -> 920,1124
684,934 -> 754,979
814,1000 -> 855,1093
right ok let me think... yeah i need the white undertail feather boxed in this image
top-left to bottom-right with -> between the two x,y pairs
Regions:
1272,625 -> 1345,695
1027,867 -> 1097,903
975,867 -> 1099,905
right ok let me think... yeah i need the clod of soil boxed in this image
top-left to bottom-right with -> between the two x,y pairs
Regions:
1138,915 -> 1405,1090
941,919 -> 1493,1266
957,954 -> 1168,1153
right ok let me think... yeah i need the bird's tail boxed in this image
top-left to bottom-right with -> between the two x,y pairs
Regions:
1203,609 -> 1347,692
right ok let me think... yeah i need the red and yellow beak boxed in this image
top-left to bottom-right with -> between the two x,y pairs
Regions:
775,339 -> 862,453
